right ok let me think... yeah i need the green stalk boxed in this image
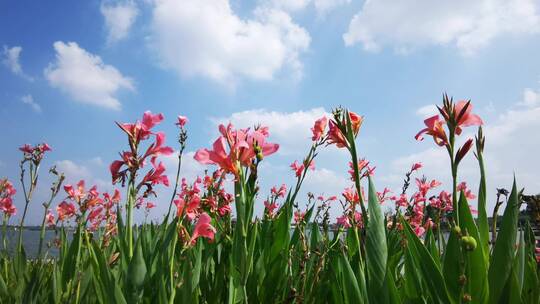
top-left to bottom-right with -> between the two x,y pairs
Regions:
168,222 -> 179,304
126,181 -> 135,258
165,147 -> 185,222
448,129 -> 459,226
17,162 -> 38,252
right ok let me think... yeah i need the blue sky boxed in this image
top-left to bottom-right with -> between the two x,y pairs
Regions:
2,0 -> 540,225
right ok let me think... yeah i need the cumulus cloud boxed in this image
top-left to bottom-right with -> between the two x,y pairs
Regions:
2,46 -> 33,81
101,1 -> 139,43
416,104 -> 438,117
149,0 -> 310,85
21,95 -> 41,113
55,159 -> 110,190
44,41 -> 134,110
343,0 -> 540,55
266,0 -> 350,15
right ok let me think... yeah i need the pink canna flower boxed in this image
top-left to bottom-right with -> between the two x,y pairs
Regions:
342,187 -> 360,203
457,182 -> 476,200
190,213 -> 216,245
311,116 -> 328,141
87,207 -> 103,223
141,158 -> 169,186
336,214 -> 351,229
452,101 -> 483,135
46,211 -> 55,226
0,179 -> 17,217
294,211 -> 306,224
176,115 -> 188,127
271,184 -> 287,198
19,144 -> 34,154
57,201 -> 76,221
411,162 -> 422,172
415,115 -> 448,146
328,111 -> 363,148
290,160 -> 315,177
145,202 -> 156,210
264,200 -> 279,216
0,199 -> 17,217
194,123 -> 279,176
143,132 -> 174,160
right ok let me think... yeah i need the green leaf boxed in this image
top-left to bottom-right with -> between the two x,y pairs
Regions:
458,193 -> 489,304
365,176 -> 387,294
488,178 -> 519,304
476,149 -> 490,264
127,237 -> 147,302
402,218 -> 454,304
339,250 -> 363,304
442,229 -> 461,303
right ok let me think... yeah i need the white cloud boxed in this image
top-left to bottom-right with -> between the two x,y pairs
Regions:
266,0 -> 350,15
416,104 -> 438,117
313,0 -> 351,15
44,41 -> 134,110
519,88 -> 540,107
2,46 -> 33,81
149,0 -> 310,85
21,94 -> 41,113
55,159 -> 110,190
343,0 -> 540,55
101,1 -> 139,43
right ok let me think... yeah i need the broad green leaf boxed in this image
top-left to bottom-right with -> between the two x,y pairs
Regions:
488,179 -> 519,304
458,193 -> 489,304
365,176 -> 387,295
402,218 -> 454,304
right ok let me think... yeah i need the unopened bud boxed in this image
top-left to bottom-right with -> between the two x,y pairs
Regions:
463,294 -> 472,302
461,236 -> 477,251
452,225 -> 462,236
458,274 -> 467,286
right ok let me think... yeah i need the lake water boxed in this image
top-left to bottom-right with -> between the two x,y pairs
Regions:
3,229 -> 63,258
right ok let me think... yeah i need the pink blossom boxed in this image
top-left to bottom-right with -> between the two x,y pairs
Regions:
411,162 -> 422,171
176,115 -> 189,127
264,200 -> 279,216
342,187 -> 359,203
271,184 -> 287,198
194,123 -> 279,176
190,213 -> 216,245
57,201 -> 76,221
452,101 -> 483,135
46,211 -> 55,226
141,158 -> 169,186
415,115 -> 448,146
294,211 -> 306,223
328,112 -> 363,148
336,214 -> 351,229
311,116 -> 327,141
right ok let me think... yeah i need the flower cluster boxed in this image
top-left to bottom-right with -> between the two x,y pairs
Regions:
415,97 -> 483,164
194,123 -> 279,177
0,179 -> 17,217
264,184 -> 287,218
19,143 -> 52,165
53,180 -> 120,234
110,111 -> 173,189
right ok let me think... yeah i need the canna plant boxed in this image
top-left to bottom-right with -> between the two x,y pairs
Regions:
0,94 -> 538,304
